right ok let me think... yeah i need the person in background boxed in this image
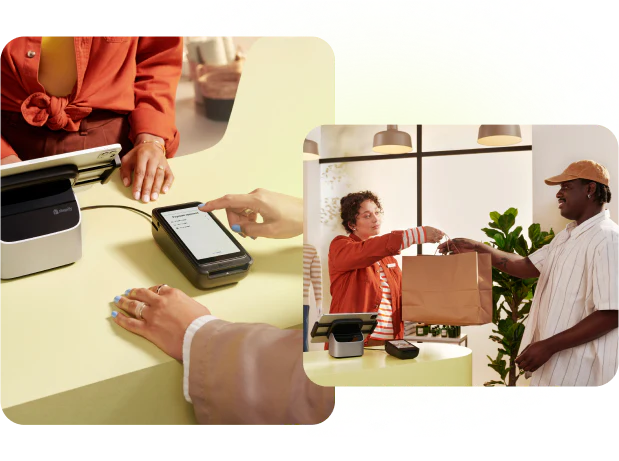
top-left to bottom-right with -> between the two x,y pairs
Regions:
303,243 -> 323,352
439,160 -> 618,386
328,191 -> 444,345
1,37 -> 182,203
111,189 -> 334,424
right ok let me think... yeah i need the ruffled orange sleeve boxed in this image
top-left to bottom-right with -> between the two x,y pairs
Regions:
128,37 -> 183,158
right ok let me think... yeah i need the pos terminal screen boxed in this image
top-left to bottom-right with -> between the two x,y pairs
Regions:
160,208 -> 241,262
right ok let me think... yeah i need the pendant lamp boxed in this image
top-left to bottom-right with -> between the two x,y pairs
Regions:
372,125 -> 412,154
303,138 -> 319,161
477,125 -> 522,146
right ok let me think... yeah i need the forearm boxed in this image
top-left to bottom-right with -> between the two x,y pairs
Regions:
189,320 -> 334,424
331,232 -> 403,271
475,243 -> 539,278
543,310 -> 618,355
130,37 -> 182,156
400,227 -> 427,250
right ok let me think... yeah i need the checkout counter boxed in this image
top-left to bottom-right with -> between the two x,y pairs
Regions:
305,313 -> 472,386
304,344 -> 472,386
1,152 -> 303,424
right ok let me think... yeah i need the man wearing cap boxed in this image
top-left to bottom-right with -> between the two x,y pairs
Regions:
438,160 -> 618,386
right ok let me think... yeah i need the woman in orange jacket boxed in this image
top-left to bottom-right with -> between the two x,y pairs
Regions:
1,37 -> 182,203
328,191 -> 444,344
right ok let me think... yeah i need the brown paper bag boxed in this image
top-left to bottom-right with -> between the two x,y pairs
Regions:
402,252 -> 493,326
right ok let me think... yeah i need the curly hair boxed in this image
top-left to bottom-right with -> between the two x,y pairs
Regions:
340,191 -> 383,234
579,179 -> 612,205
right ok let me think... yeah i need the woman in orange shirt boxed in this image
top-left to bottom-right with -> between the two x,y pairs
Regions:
1,37 -> 183,203
328,191 -> 444,344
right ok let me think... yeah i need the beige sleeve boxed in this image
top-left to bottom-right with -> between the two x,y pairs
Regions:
188,319 -> 335,425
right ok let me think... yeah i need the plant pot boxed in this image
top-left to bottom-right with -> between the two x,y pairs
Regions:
198,59 -> 243,122
203,98 -> 235,121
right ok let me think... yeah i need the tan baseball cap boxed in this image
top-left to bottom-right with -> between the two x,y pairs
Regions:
544,160 -> 610,186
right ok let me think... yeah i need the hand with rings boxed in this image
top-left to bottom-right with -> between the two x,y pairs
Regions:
112,284 -> 211,361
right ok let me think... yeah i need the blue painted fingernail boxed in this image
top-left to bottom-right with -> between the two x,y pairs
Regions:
231,224 -> 241,232
198,203 -> 206,208
111,311 -> 118,318
114,295 -> 121,303
125,289 -> 131,295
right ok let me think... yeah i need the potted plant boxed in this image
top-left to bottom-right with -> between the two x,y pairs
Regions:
482,208 -> 555,386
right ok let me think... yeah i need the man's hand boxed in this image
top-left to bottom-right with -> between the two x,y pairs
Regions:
1,154 -> 21,165
437,238 -> 479,254
515,340 -> 555,373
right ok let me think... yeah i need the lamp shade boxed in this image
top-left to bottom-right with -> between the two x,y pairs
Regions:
477,125 -> 522,146
372,125 -> 412,154
303,138 -> 319,161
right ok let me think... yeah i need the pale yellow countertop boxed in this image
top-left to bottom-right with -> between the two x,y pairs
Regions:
1,153 -> 301,409
303,343 -> 473,386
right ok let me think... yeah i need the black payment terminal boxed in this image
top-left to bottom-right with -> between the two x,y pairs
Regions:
152,202 -> 252,289
385,340 -> 420,360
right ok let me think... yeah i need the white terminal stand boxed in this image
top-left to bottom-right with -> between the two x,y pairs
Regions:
0,145 -> 122,279
310,313 -> 378,359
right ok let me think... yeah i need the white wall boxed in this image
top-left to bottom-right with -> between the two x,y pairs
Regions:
532,125 -> 618,233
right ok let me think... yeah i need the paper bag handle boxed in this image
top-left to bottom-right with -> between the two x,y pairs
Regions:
434,233 -> 461,255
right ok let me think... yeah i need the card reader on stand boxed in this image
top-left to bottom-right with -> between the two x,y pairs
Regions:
327,319 -> 365,358
1,146 -> 121,279
310,314 -> 378,359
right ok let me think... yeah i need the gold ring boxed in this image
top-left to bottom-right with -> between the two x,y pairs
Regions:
156,284 -> 168,294
239,208 -> 254,217
157,165 -> 165,171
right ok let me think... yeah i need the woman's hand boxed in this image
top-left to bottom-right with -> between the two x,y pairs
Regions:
424,226 -> 445,243
120,133 -> 174,203
199,189 -> 303,239
1,154 -> 21,165
112,285 -> 210,361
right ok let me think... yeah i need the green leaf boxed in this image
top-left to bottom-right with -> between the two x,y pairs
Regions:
519,303 -> 531,317
528,223 -> 541,242
498,214 -> 509,232
482,227 -> 502,240
510,226 -> 523,239
504,207 -> 518,218
494,233 -> 505,248
490,211 -> 501,224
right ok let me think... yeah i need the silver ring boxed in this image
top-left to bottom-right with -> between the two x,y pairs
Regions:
135,302 -> 147,320
156,284 -> 168,294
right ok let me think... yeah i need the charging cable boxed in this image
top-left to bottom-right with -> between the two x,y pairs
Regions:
80,205 -> 152,221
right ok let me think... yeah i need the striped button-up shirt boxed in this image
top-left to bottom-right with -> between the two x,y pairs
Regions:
303,244 -> 323,306
523,210 -> 618,386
